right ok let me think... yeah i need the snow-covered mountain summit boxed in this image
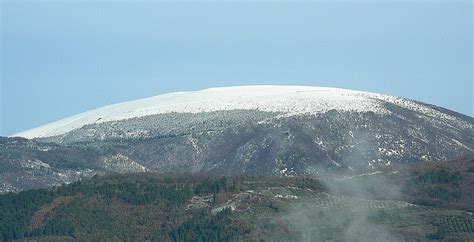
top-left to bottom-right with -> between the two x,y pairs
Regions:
11,85 -> 470,139
3,86 -> 473,192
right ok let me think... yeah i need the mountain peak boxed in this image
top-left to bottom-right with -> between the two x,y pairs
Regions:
11,85 -> 469,139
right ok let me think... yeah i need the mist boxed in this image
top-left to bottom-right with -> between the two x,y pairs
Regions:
282,172 -> 404,241
282,127 -> 408,241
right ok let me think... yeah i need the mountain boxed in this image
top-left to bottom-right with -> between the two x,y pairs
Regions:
3,85 -> 473,192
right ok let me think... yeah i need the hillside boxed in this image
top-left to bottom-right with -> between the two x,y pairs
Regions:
1,155 -> 473,241
3,86 -> 473,192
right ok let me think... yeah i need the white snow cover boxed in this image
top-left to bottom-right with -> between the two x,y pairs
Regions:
11,85 -> 470,139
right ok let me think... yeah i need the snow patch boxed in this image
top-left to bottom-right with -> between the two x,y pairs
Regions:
275,194 -> 298,199
451,139 -> 473,152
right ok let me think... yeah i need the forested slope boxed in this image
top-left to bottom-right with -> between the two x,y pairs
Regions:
1,156 -> 473,242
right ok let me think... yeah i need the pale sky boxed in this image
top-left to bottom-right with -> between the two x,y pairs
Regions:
1,1 -> 472,136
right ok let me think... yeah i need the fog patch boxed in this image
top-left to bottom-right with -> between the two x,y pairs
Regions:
282,169 -> 404,241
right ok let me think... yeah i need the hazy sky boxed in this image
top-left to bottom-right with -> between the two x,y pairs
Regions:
1,1 -> 472,136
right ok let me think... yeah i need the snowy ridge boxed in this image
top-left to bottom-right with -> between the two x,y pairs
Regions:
11,85 -> 470,139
